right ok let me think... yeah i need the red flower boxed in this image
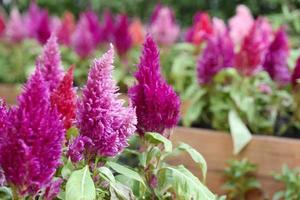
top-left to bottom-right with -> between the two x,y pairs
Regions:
50,65 -> 76,129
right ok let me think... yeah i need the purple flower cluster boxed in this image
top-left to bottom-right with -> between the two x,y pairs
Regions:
263,27 -> 291,85
129,35 -> 180,136
197,32 -> 234,84
77,45 -> 137,157
0,67 -> 64,196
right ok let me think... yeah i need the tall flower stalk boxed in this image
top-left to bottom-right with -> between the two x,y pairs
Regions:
129,35 -> 180,137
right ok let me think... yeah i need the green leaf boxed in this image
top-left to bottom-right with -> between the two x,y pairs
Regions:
228,110 -> 252,155
98,166 -> 116,183
61,158 -> 74,179
106,161 -> 146,187
110,182 -> 135,200
65,165 -> 96,200
177,143 -> 207,182
66,127 -> 79,140
144,132 -> 172,152
158,165 -> 216,200
0,187 -> 12,200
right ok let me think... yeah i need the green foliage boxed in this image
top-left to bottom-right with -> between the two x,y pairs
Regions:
65,165 -> 96,200
223,159 -> 261,200
127,132 -> 216,199
228,110 -> 252,155
273,165 -> 300,200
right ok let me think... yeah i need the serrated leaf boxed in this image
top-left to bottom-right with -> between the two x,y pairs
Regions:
177,143 -> 207,182
229,110 -> 252,155
144,132 -> 172,152
106,161 -> 146,187
65,165 -> 96,200
158,165 -> 216,200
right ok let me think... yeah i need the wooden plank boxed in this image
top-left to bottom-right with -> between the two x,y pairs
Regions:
169,127 -> 300,198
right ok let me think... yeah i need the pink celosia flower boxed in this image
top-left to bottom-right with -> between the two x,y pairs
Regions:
57,11 -> 75,46
101,10 -> 114,43
258,83 -> 272,94
292,57 -> 300,86
77,45 -> 137,157
71,16 -> 95,58
235,18 -> 273,76
24,1 -> 42,38
128,35 -> 180,136
185,12 -> 213,45
212,17 -> 226,36
229,4 -> 254,46
0,67 -> 64,197
39,34 -> 64,91
83,11 -> 102,45
113,14 -> 132,56
6,8 -> 27,42
263,27 -> 290,85
197,32 -> 234,84
51,65 -> 76,129
149,7 -> 179,46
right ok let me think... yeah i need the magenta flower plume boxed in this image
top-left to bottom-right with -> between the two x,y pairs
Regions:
292,57 -> 300,86
77,45 -> 137,158
83,11 -> 102,45
263,27 -> 290,85
44,178 -> 63,200
149,6 -> 179,46
71,16 -> 95,58
128,35 -> 180,136
25,1 -> 43,38
6,8 -> 27,42
39,34 -> 64,91
0,67 -> 64,197
113,14 -> 132,56
235,17 -> 273,76
36,10 -> 51,44
51,65 -> 76,129
197,32 -> 234,84
67,136 -> 93,163
101,10 -> 114,43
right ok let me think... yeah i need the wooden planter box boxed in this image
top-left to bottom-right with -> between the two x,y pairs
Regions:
169,127 -> 300,199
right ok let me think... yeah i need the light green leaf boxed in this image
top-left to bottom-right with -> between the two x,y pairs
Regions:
229,110 -> 252,155
144,132 -> 172,152
61,158 -> 74,179
177,143 -> 207,182
106,161 -> 146,187
65,165 -> 96,200
98,166 -> 116,183
110,182 -> 135,200
158,165 -> 216,200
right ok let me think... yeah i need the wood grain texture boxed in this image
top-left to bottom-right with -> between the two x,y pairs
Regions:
169,127 -> 300,198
